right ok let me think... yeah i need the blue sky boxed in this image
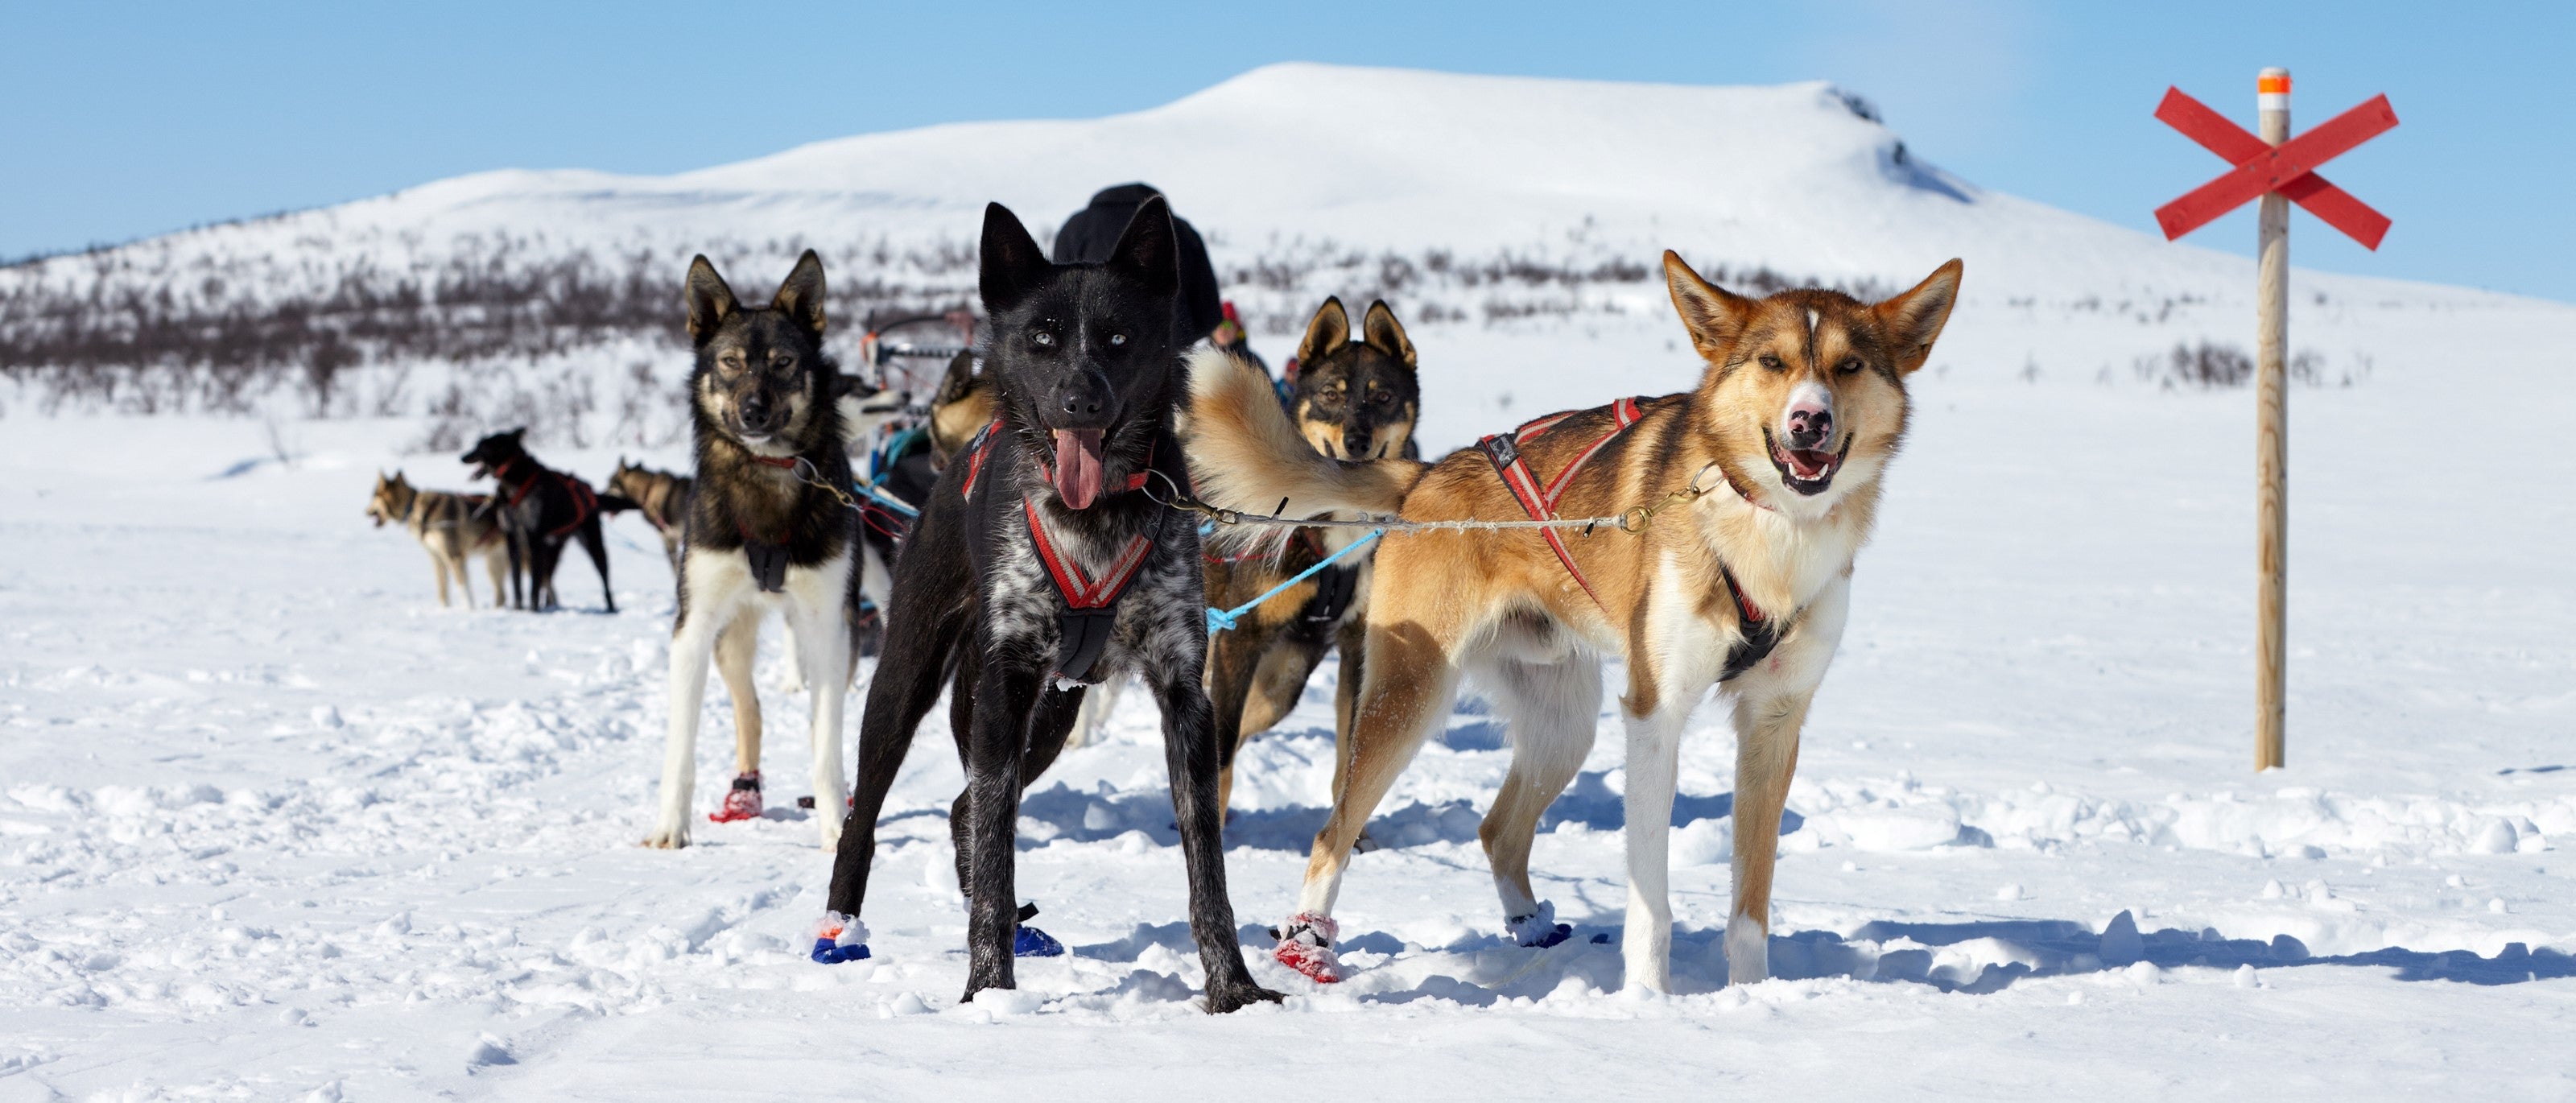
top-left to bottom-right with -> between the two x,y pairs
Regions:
7,1 -> 2569,300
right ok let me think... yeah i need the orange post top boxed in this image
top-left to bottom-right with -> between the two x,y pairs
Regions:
2258,73 -> 2291,94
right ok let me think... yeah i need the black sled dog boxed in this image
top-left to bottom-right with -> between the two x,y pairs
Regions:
817,198 -> 1282,1013
643,250 -> 870,852
460,429 -> 625,612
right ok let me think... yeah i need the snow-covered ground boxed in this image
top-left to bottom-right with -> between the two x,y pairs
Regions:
5,289 -> 2574,1099
7,60 -> 2576,1102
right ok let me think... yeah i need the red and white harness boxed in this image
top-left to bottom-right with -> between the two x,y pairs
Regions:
1475,397 -> 1780,678
491,457 -> 600,540
957,423 -> 1163,683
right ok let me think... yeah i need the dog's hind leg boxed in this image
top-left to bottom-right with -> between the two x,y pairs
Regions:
1203,618 -> 1269,816
1145,664 -> 1285,1013
482,551 -> 506,611
578,516 -> 615,613
1302,618 -> 1460,912
1274,609 -> 1464,982
1472,651 -> 1600,948
706,610 -> 766,824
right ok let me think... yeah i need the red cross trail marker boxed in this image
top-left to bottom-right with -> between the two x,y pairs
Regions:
2153,87 -> 2390,250
2155,88 -> 2396,250
2153,69 -> 2396,774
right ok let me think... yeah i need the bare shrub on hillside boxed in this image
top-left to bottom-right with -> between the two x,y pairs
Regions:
2133,342 -> 2358,390
3,229 -> 1911,418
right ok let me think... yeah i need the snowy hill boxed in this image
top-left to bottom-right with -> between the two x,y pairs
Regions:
4,62 -> 2551,446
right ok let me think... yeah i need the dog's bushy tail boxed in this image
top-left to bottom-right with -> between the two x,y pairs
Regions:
1179,347 -> 1426,554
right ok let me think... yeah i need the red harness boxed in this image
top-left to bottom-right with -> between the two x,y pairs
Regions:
495,458 -> 599,539
956,421 -> 1164,682
1022,499 -> 1155,610
1476,398 -> 1773,641
1476,397 -> 1647,609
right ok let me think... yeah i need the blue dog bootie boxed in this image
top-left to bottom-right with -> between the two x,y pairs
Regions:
1012,902 -> 1063,958
811,912 -> 873,965
1506,902 -> 1573,948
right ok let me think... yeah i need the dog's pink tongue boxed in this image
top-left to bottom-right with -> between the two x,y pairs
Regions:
1053,429 -> 1106,509
1787,449 -> 1833,478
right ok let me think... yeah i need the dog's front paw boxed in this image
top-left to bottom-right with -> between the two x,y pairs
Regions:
707,772 -> 762,823
811,912 -> 871,965
1203,974 -> 1286,1014
1270,912 -> 1342,983
1013,925 -> 1063,958
641,823 -> 691,849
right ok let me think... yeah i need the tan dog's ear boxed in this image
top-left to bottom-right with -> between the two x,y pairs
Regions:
1662,251 -> 1757,363
1296,296 -> 1350,369
1360,300 -> 1415,367
1872,259 -> 1963,375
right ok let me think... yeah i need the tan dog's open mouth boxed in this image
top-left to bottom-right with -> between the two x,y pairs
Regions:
1765,428 -> 1853,496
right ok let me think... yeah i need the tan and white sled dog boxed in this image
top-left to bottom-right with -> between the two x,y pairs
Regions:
365,471 -> 507,608
1180,252 -> 1961,989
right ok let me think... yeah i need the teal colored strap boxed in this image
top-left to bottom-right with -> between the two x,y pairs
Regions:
1205,528 -> 1384,634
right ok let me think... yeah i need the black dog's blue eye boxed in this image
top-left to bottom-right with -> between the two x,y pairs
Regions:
1033,330 -> 1055,347
1108,333 -> 1127,347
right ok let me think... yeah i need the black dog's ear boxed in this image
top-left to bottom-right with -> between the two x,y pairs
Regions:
1297,296 -> 1349,368
686,256 -> 738,344
1104,194 -> 1178,299
979,203 -> 1051,312
774,250 -> 827,334
1360,300 -> 1416,367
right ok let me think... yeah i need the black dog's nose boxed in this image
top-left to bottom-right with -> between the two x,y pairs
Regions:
1786,407 -> 1833,450
1059,394 -> 1100,416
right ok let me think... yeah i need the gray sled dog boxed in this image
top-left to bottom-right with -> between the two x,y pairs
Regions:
1181,252 -> 1963,990
644,250 -> 871,852
365,471 -> 508,609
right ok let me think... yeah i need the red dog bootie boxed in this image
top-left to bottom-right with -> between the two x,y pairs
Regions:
708,771 -> 762,823
1272,912 -> 1342,983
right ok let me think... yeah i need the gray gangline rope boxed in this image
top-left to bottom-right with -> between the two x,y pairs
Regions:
1141,465 -> 1724,538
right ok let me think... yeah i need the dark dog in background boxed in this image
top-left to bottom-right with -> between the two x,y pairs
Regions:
1199,296 -> 1420,813
460,428 -> 625,612
815,197 -> 1280,1014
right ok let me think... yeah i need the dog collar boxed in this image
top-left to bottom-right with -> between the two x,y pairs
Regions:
750,455 -> 800,470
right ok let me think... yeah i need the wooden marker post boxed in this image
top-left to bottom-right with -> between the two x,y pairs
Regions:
2152,70 -> 2397,772
2254,68 -> 2290,770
